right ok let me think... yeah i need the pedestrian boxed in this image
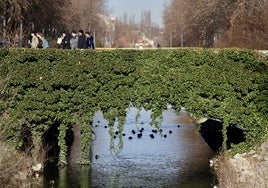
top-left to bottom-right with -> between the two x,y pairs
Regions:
30,32 -> 38,49
157,43 -> 161,49
85,32 -> 95,49
77,30 -> 87,49
70,31 -> 78,50
60,31 -> 71,49
57,34 -> 62,47
36,32 -> 45,49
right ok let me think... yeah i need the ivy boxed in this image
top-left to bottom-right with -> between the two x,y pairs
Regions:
0,48 -> 267,163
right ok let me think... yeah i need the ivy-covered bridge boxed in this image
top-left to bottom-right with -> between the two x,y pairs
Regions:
0,48 -> 267,164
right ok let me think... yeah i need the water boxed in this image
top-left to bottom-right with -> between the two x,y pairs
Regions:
43,107 -> 214,188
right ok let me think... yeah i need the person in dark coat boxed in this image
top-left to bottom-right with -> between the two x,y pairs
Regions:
61,31 -> 71,49
77,30 -> 87,49
85,32 -> 95,49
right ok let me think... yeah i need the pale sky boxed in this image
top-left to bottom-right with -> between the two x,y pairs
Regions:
107,0 -> 167,27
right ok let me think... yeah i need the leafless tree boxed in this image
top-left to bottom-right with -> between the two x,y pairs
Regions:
140,10 -> 152,37
0,0 -> 109,46
70,0 -> 108,31
163,0 -> 268,49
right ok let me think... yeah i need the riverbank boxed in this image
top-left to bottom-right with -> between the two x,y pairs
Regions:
0,141 -> 31,188
213,140 -> 268,188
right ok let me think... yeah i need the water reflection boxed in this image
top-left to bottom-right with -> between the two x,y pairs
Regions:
44,107 -> 214,188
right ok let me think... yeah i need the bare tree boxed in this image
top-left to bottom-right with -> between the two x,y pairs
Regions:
163,0 -> 268,49
215,0 -> 268,49
69,0 -> 108,30
0,0 -> 72,46
140,10 -> 152,37
0,0 -> 109,46
112,12 -> 139,48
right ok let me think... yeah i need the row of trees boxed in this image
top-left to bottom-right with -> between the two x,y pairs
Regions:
0,0 -> 163,48
0,0 -> 108,46
113,10 -> 163,48
1,0 -> 267,49
163,0 -> 268,49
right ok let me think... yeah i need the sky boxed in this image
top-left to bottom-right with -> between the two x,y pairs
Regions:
107,0 -> 168,27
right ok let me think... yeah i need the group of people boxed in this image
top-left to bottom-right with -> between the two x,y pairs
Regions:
28,29 -> 94,50
58,30 -> 95,50
29,32 -> 48,49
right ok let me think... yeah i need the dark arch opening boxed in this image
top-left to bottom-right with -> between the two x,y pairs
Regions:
199,118 -> 246,153
42,122 -> 74,164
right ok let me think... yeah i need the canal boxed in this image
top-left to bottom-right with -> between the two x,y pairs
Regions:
43,107 -> 214,187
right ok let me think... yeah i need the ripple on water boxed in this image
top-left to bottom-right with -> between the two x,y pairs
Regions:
44,108 -> 214,188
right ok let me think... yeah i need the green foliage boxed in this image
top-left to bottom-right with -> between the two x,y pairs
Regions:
58,123 -> 68,165
0,48 -> 267,162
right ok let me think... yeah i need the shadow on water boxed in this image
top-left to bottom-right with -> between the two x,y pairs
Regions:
43,107 -> 215,188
